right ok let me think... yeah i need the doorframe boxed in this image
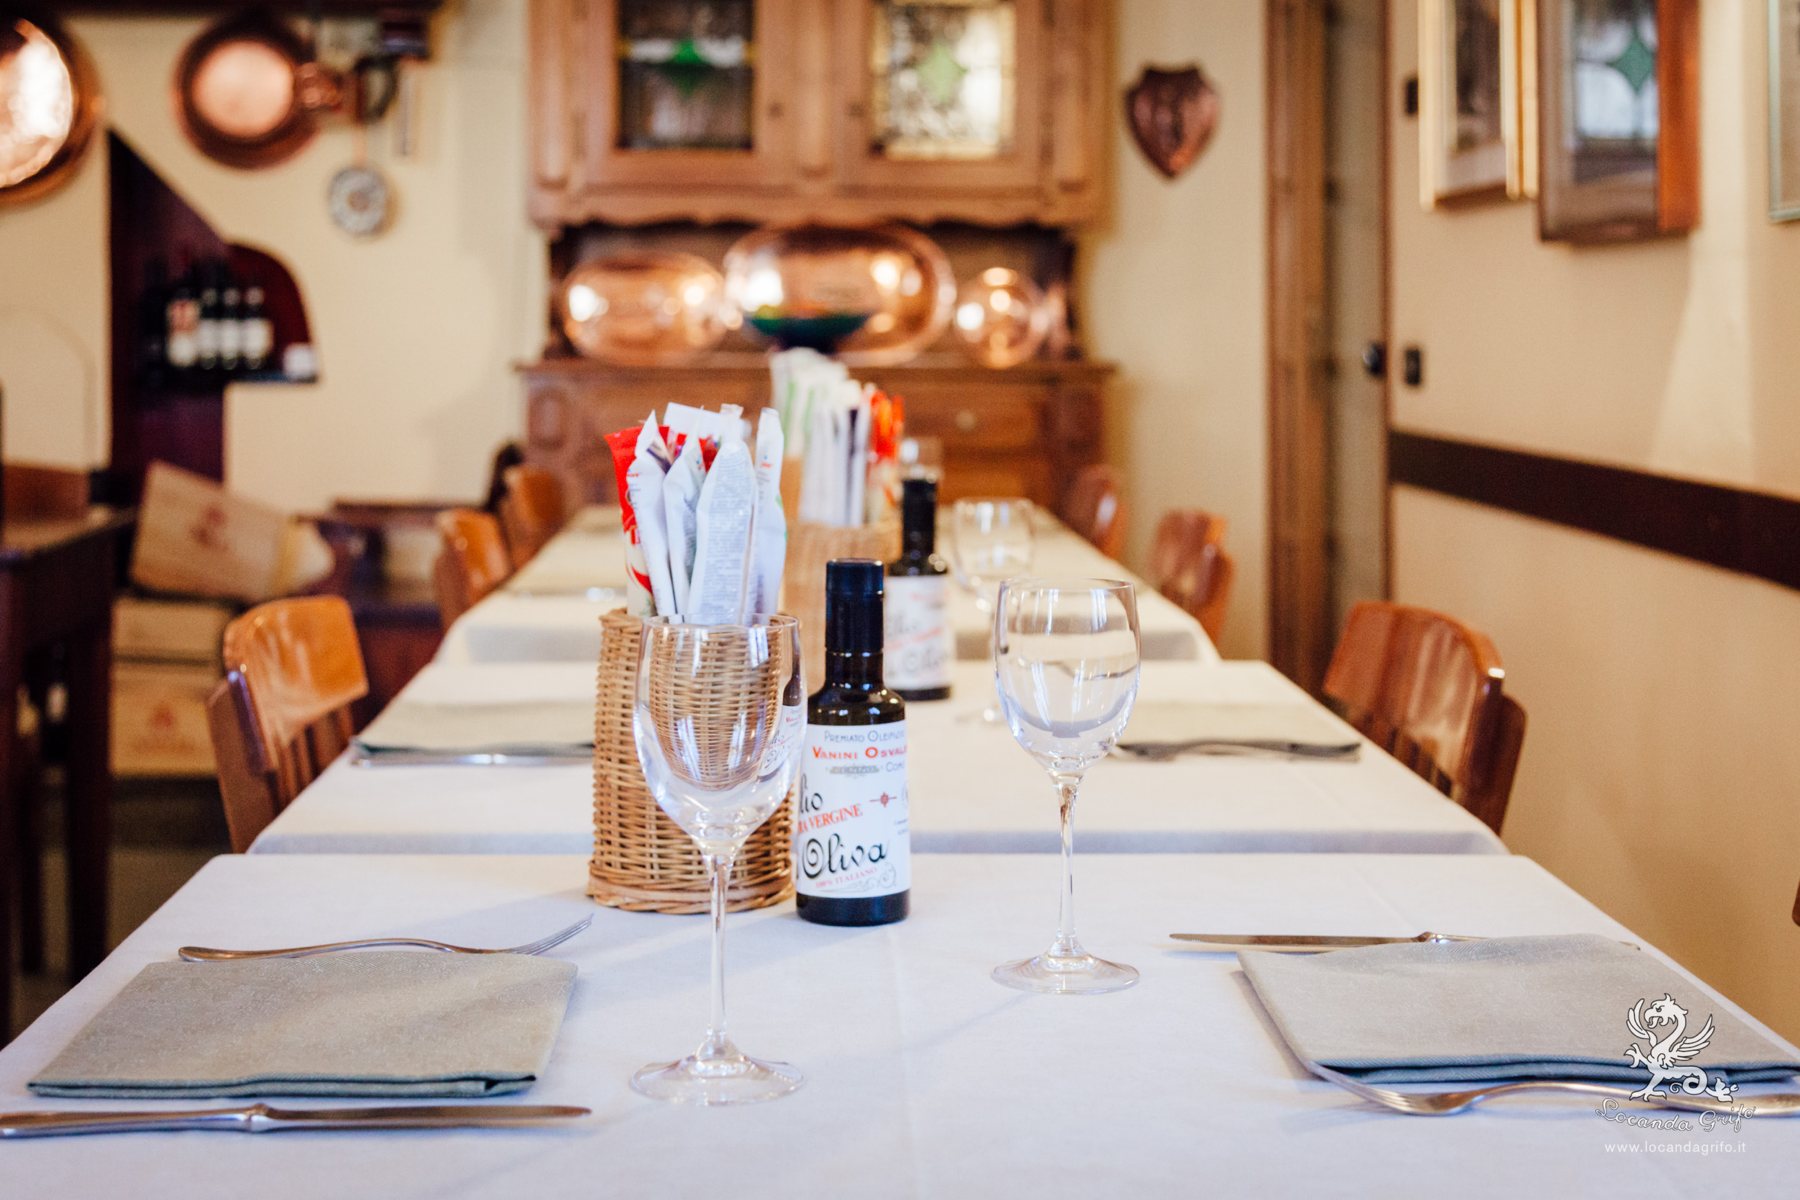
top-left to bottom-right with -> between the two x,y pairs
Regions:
1264,0 -> 1392,692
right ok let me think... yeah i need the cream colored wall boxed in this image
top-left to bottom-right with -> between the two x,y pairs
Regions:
1391,3 -> 1800,1039
0,0 -> 548,510
1085,0 -> 1268,658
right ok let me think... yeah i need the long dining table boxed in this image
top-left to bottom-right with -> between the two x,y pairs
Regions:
249,659 -> 1503,856
438,508 -> 1218,665
3,853 -> 1794,1196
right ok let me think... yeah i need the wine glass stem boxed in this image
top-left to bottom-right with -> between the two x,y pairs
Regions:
700,850 -> 734,1060
1051,774 -> 1080,957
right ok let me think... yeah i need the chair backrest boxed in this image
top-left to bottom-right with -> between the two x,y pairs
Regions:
1322,600 -> 1527,835
1062,465 -> 1126,560
206,596 -> 368,852
1149,509 -> 1234,643
498,464 -> 566,568
433,508 -> 511,627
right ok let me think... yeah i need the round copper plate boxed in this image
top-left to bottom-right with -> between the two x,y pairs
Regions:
0,11 -> 101,206
175,13 -> 315,169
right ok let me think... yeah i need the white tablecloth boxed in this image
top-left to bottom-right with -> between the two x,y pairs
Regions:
3,853 -> 1791,1198
439,510 -> 1215,664
251,660 -> 1502,856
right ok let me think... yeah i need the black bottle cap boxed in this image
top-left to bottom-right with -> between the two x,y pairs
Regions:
825,558 -> 884,655
900,477 -> 937,544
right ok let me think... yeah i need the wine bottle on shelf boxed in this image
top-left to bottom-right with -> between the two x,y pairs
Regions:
165,259 -> 199,376
219,282 -> 243,374
241,286 -> 273,373
796,558 -> 911,927
139,257 -> 168,388
884,476 -> 953,702
195,264 -> 222,374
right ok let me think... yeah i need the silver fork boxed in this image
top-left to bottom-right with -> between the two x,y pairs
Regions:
1305,1060 -> 1800,1117
178,915 -> 593,962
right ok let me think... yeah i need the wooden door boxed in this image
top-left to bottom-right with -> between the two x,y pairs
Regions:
540,0 -> 799,199
833,0 -> 1046,196
1265,0 -> 1334,692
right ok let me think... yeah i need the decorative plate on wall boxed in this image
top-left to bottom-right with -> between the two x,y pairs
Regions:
327,164 -> 391,237
0,12 -> 101,205
176,12 -> 317,169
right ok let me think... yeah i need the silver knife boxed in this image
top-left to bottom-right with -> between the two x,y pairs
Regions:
1169,931 -> 1480,953
349,750 -> 591,767
0,1103 -> 590,1138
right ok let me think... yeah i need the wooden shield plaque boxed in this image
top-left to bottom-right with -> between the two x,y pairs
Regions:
1124,65 -> 1219,180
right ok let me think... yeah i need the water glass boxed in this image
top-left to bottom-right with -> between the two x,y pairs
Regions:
991,578 -> 1141,994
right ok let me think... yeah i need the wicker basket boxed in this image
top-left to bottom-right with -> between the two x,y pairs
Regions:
589,609 -> 794,913
783,520 -> 901,688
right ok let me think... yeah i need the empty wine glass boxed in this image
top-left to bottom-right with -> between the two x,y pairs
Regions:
949,498 -> 1036,721
631,614 -> 806,1104
991,578 -> 1141,994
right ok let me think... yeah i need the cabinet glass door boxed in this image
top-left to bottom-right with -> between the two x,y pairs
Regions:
840,0 -> 1041,190
586,0 -> 791,188
616,0 -> 755,151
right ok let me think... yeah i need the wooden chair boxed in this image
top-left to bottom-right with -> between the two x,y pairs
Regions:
433,508 -> 511,627
1323,601 -> 1527,835
1062,465 -> 1126,560
1149,509 -> 1234,643
205,596 -> 369,853
498,464 -> 566,568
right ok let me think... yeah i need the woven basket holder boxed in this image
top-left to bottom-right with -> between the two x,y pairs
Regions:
783,520 -> 901,688
589,609 -> 794,913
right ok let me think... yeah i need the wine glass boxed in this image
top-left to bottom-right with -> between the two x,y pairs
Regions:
949,498 -> 1036,721
631,614 -> 806,1104
991,578 -> 1141,994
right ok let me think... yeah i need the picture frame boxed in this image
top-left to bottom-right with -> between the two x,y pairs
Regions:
1418,0 -> 1536,207
1537,0 -> 1699,243
1770,0 -> 1800,221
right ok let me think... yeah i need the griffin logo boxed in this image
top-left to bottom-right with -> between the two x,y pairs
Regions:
1624,995 -> 1739,1102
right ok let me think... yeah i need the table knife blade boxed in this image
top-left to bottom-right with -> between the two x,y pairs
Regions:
0,1103 -> 591,1138
1168,932 -> 1479,953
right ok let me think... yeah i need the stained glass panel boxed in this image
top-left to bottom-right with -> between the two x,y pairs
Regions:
616,0 -> 756,151
870,0 -> 1017,161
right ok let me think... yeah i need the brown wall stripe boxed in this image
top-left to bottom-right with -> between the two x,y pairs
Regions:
1387,431 -> 1800,594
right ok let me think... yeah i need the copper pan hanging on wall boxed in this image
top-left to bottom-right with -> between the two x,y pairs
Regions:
175,10 -> 323,169
1123,64 -> 1219,180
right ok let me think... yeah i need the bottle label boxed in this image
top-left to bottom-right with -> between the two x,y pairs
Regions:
243,319 -> 274,363
197,318 -> 221,359
795,720 -> 909,899
884,576 -> 952,692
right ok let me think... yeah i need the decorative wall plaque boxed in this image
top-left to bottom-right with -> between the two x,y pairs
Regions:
1123,64 -> 1218,180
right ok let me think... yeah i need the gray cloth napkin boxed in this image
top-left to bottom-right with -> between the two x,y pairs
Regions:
30,952 -> 578,1099
353,699 -> 594,756
1117,702 -> 1360,753
1240,933 -> 1800,1084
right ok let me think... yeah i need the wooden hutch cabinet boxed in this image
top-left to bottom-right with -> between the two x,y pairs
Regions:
522,355 -> 1110,511
528,0 -> 1109,227
521,0 -> 1114,512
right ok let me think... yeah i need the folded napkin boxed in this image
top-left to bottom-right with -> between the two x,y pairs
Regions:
353,699 -> 594,757
1241,933 -> 1800,1085
31,952 -> 577,1099
1117,702 -> 1359,754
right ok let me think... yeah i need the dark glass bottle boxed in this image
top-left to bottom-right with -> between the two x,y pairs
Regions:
219,283 -> 243,374
165,259 -> 199,376
195,263 -> 222,373
884,476 -> 952,701
139,258 -> 167,388
796,558 -> 911,927
241,286 -> 272,372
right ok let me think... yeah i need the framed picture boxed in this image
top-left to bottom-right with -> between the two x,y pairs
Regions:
1537,0 -> 1699,242
1418,0 -> 1535,207
1770,0 -> 1800,220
